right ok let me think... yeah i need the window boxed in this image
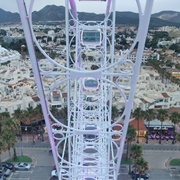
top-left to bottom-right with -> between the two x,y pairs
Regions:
53,97 -> 60,101
17,104 -> 21,109
81,29 -> 101,46
28,102 -> 33,107
64,98 -> 67,103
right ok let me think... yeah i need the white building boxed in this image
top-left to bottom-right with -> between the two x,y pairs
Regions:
128,49 -> 160,64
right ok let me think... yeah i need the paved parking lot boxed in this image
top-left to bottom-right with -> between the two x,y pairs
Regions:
2,146 -> 180,180
7,166 -> 53,180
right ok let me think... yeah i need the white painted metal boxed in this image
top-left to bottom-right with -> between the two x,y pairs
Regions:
16,0 -> 154,179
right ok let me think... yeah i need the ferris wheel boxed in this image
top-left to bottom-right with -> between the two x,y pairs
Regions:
16,0 -> 154,179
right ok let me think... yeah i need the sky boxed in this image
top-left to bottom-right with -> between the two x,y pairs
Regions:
0,0 -> 180,14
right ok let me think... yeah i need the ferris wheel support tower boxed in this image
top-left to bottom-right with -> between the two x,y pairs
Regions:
16,0 -> 154,179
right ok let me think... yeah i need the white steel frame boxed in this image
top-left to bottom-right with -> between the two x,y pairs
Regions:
16,0 -> 154,179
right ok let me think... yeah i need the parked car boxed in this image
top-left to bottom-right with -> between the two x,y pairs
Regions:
0,167 -> 11,177
131,171 -> 150,180
0,174 -> 6,180
14,162 -> 31,170
51,169 -> 68,178
0,162 -> 14,171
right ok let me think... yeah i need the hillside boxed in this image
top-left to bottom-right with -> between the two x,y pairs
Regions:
0,5 -> 180,27
152,11 -> 180,24
0,8 -> 19,24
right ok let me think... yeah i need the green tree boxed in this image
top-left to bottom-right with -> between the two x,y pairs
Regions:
111,106 -> 120,122
126,125 -> 136,173
169,44 -> 180,53
13,108 -> 23,141
0,112 -> 10,120
35,104 -> 44,120
132,108 -> 145,143
34,105 -> 45,142
51,106 -> 59,119
119,107 -> 125,116
60,107 -> 68,119
134,157 -> 149,179
22,106 -> 35,143
59,107 -> 68,126
126,125 -> 136,159
1,117 -> 19,159
157,109 -> 168,144
170,112 -> 180,144
0,29 -> 6,36
130,144 -> 143,176
91,65 -> 99,70
176,134 -> 180,142
145,109 -> 156,144
2,131 -> 16,157
130,144 -> 143,161
0,138 -> 7,164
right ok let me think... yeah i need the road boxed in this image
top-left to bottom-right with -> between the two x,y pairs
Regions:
2,143 -> 180,180
143,150 -> 180,169
15,141 -> 180,151
4,148 -> 54,180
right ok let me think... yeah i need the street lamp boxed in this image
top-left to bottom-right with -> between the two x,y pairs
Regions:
25,126 -> 28,142
32,127 -> 36,144
40,126 -> 44,142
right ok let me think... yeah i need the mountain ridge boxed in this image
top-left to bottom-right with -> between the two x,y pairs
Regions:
0,5 -> 180,27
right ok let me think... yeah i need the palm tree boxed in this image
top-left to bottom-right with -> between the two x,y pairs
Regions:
132,107 -> 145,143
60,107 -> 68,119
82,53 -> 86,60
126,125 -> 136,174
0,112 -> 10,121
51,106 -> 59,119
176,134 -> 180,142
0,138 -> 7,164
35,104 -> 44,120
26,106 -> 35,121
157,109 -> 168,144
13,108 -> 23,141
134,157 -> 149,179
57,107 -> 68,126
2,131 -> 16,157
111,106 -> 120,122
126,125 -> 136,158
1,117 -> 19,133
130,144 -> 143,161
145,109 -> 156,144
34,105 -> 45,142
170,112 -> 180,144
1,117 -> 19,159
130,144 -> 143,176
25,106 -> 36,143
119,107 -> 125,116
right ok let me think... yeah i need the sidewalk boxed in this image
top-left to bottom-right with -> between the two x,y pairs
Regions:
19,133 -> 50,143
1,148 -> 37,167
138,137 -> 180,146
15,133 -> 51,149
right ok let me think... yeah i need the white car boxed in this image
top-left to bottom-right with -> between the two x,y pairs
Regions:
51,169 -> 67,177
14,162 -> 31,170
0,167 -> 11,177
